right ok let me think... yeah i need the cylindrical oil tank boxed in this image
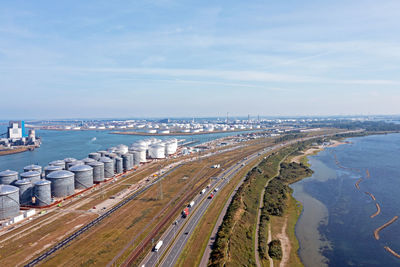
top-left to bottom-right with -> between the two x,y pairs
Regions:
82,157 -> 95,164
64,158 -> 77,170
116,144 -> 129,154
128,153 -> 134,168
132,151 -> 141,166
67,160 -> 84,170
0,185 -> 20,219
99,157 -> 114,178
98,150 -> 107,157
88,152 -> 101,161
44,165 -> 63,177
24,164 -> 42,174
87,161 -> 104,183
0,170 -> 18,185
20,171 -> 41,183
49,160 -> 65,169
165,141 -> 177,155
46,170 -> 75,197
14,179 -> 32,205
115,157 -> 123,174
69,165 -> 93,189
33,180 -> 51,207
149,144 -> 165,159
122,154 -> 130,171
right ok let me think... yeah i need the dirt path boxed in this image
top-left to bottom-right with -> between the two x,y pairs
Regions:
277,217 -> 291,267
267,224 -> 274,267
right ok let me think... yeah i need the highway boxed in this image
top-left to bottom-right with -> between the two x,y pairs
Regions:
140,145 -> 273,267
141,130 -> 362,267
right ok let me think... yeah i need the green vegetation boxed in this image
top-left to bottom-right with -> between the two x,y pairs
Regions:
309,120 -> 400,132
263,162 -> 313,217
209,146 -> 295,266
268,239 -> 282,260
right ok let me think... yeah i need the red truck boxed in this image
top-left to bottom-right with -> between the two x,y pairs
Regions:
208,193 -> 214,199
182,207 -> 189,218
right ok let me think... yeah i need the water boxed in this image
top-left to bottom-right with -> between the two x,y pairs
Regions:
292,134 -> 400,267
0,126 -> 252,173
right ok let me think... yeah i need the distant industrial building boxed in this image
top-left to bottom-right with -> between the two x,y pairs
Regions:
7,121 -> 25,139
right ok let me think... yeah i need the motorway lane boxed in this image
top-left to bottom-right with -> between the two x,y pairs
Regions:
159,150 -> 272,267
140,160 -> 243,267
140,149 -> 265,267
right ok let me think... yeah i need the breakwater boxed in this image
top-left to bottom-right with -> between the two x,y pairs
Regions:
374,216 -> 398,240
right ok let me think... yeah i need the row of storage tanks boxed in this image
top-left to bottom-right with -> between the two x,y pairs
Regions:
0,139 -> 178,220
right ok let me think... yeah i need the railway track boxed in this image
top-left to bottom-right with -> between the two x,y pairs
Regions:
24,164 -> 181,267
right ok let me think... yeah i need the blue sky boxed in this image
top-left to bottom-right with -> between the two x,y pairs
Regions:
0,0 -> 399,119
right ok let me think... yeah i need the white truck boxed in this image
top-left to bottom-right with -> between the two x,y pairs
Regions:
154,240 -> 163,252
189,201 -> 195,207
200,189 -> 206,194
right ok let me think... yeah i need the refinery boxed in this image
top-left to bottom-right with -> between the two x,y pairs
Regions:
0,137 -> 180,225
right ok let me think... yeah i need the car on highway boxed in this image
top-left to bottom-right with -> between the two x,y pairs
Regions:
208,193 -> 214,199
214,187 -> 219,192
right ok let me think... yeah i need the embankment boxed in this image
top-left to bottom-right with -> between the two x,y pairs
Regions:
374,216 -> 398,240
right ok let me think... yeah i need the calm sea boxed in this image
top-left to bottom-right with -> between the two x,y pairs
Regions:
0,125 -> 251,173
292,133 -> 400,267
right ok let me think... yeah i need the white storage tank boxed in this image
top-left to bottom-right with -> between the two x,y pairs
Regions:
49,160 -> 65,169
44,165 -> 63,177
24,164 -> 42,174
82,157 -> 96,164
88,152 -> 101,161
0,170 -> 18,185
14,179 -> 33,205
87,161 -> 105,182
20,171 -> 41,183
64,158 -> 77,170
46,170 -> 75,197
115,157 -> 123,174
116,144 -> 129,154
67,160 -> 84,170
69,165 -> 93,189
33,180 -> 51,207
149,144 -> 166,159
99,157 -> 114,178
0,185 -> 20,220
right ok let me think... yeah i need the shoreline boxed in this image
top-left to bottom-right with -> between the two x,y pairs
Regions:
110,129 -> 258,136
0,146 -> 35,156
289,139 -> 349,266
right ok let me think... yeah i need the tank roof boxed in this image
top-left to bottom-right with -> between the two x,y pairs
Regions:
64,157 -> 77,162
69,165 -> 93,172
99,157 -> 113,163
49,160 -> 65,165
44,165 -> 63,171
0,184 -> 19,195
87,161 -> 104,167
24,164 -> 41,169
14,178 -> 32,185
34,180 -> 51,186
0,170 -> 18,176
20,171 -> 41,177
46,170 -> 74,179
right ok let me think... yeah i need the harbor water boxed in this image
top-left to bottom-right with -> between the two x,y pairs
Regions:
0,126 -> 252,173
291,133 -> 400,267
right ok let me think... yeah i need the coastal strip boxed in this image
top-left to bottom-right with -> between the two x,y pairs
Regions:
374,216 -> 398,240
364,192 -> 376,201
110,129 -> 256,136
370,203 -> 381,218
384,246 -> 400,259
